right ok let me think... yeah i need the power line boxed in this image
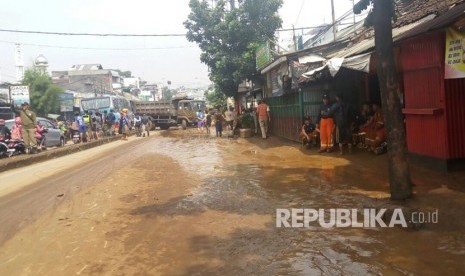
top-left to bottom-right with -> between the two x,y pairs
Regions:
0,28 -> 187,37
294,0 -> 306,26
0,40 -> 195,51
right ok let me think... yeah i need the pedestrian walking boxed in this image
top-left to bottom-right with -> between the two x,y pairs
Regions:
204,109 -> 212,135
119,111 -> 130,141
251,107 -> 258,134
214,110 -> 225,137
74,111 -> 87,142
141,114 -> 150,137
196,109 -> 205,132
256,100 -> 270,139
105,109 -> 116,136
331,93 -> 354,154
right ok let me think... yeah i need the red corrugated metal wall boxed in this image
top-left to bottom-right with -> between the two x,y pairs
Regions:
444,78 -> 465,159
401,32 -> 448,159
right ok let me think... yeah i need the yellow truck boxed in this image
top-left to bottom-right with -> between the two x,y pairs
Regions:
132,97 -> 206,130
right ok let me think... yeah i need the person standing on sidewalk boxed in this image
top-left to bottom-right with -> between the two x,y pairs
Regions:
224,106 -> 235,134
204,109 -> 212,135
13,102 -> 38,154
141,114 -> 150,137
317,95 -> 335,153
119,111 -> 130,141
256,100 -> 270,139
214,110 -> 225,137
331,93 -> 354,155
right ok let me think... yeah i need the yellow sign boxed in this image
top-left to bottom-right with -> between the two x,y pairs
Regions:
445,27 -> 465,79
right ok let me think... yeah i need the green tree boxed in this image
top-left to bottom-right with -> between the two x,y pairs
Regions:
115,70 -> 132,78
184,0 -> 282,97
162,87 -> 175,100
22,68 -> 63,116
354,0 -> 412,200
204,87 -> 227,109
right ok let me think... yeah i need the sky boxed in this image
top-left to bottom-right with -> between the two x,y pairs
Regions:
0,0 -> 357,89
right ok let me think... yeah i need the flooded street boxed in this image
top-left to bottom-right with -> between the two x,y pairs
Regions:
0,129 -> 464,275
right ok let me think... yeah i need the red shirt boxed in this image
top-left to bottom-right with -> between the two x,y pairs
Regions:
257,103 -> 269,119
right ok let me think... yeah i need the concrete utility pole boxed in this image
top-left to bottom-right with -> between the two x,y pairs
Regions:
331,0 -> 337,42
352,0 -> 356,36
292,25 -> 297,51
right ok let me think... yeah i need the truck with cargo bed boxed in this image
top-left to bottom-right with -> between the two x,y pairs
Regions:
132,97 -> 206,130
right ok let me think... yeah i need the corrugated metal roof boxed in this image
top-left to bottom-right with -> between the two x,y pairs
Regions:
396,2 -> 465,41
395,0 -> 465,27
328,14 -> 436,59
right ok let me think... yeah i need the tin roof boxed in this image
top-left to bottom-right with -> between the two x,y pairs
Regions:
395,0 -> 465,27
396,1 -> 465,41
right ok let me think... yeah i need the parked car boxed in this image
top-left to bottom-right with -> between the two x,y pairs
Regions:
5,117 -> 66,147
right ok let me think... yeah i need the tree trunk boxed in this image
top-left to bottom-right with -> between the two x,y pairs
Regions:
373,0 -> 412,200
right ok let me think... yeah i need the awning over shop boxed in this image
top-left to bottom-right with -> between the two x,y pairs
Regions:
298,54 -> 326,64
299,15 -> 436,81
301,52 -> 372,79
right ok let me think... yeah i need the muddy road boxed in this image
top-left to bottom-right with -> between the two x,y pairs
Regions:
0,129 -> 464,275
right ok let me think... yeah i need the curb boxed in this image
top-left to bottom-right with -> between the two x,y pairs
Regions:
0,136 -> 122,173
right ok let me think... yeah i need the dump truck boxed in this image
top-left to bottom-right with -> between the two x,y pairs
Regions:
132,97 -> 206,130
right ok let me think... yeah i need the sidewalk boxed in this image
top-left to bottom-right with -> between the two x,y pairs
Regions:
0,135 -> 121,173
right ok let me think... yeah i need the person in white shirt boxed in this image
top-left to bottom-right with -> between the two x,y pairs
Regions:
224,106 -> 236,131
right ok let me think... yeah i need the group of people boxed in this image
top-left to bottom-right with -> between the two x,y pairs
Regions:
71,109 -> 115,142
195,107 -> 232,137
300,94 -> 386,155
0,102 -> 54,154
195,100 -> 271,139
71,109 -> 150,142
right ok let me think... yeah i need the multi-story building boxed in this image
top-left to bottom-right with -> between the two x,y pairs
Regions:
52,64 -> 123,95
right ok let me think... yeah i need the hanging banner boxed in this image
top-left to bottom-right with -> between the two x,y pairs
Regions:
256,41 -> 271,70
59,92 -> 74,112
445,27 -> 465,79
271,63 -> 288,97
10,85 -> 30,108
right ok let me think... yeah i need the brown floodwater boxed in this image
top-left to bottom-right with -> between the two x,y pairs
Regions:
0,129 -> 464,275
149,130 -> 465,275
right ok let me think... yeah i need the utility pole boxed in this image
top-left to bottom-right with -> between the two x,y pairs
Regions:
292,25 -> 297,51
352,0 -> 356,36
331,0 -> 337,42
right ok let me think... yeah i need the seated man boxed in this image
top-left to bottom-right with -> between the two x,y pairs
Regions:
364,103 -> 386,152
353,102 -> 373,147
300,117 -> 319,149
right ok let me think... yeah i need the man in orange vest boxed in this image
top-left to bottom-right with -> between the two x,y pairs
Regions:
256,100 -> 270,139
317,94 -> 335,153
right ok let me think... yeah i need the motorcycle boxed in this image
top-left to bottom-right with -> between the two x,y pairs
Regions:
35,127 -> 48,151
71,129 -> 81,144
0,140 -> 7,158
0,137 -> 26,157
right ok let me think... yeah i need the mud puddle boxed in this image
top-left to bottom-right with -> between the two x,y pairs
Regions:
0,129 -> 464,275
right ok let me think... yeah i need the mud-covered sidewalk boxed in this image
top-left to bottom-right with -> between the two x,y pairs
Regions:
0,129 -> 464,275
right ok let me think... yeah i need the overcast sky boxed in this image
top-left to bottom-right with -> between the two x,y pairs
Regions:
0,0 -> 356,88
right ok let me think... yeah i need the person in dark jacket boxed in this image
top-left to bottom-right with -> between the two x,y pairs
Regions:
331,93 -> 354,154
0,119 -> 11,140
